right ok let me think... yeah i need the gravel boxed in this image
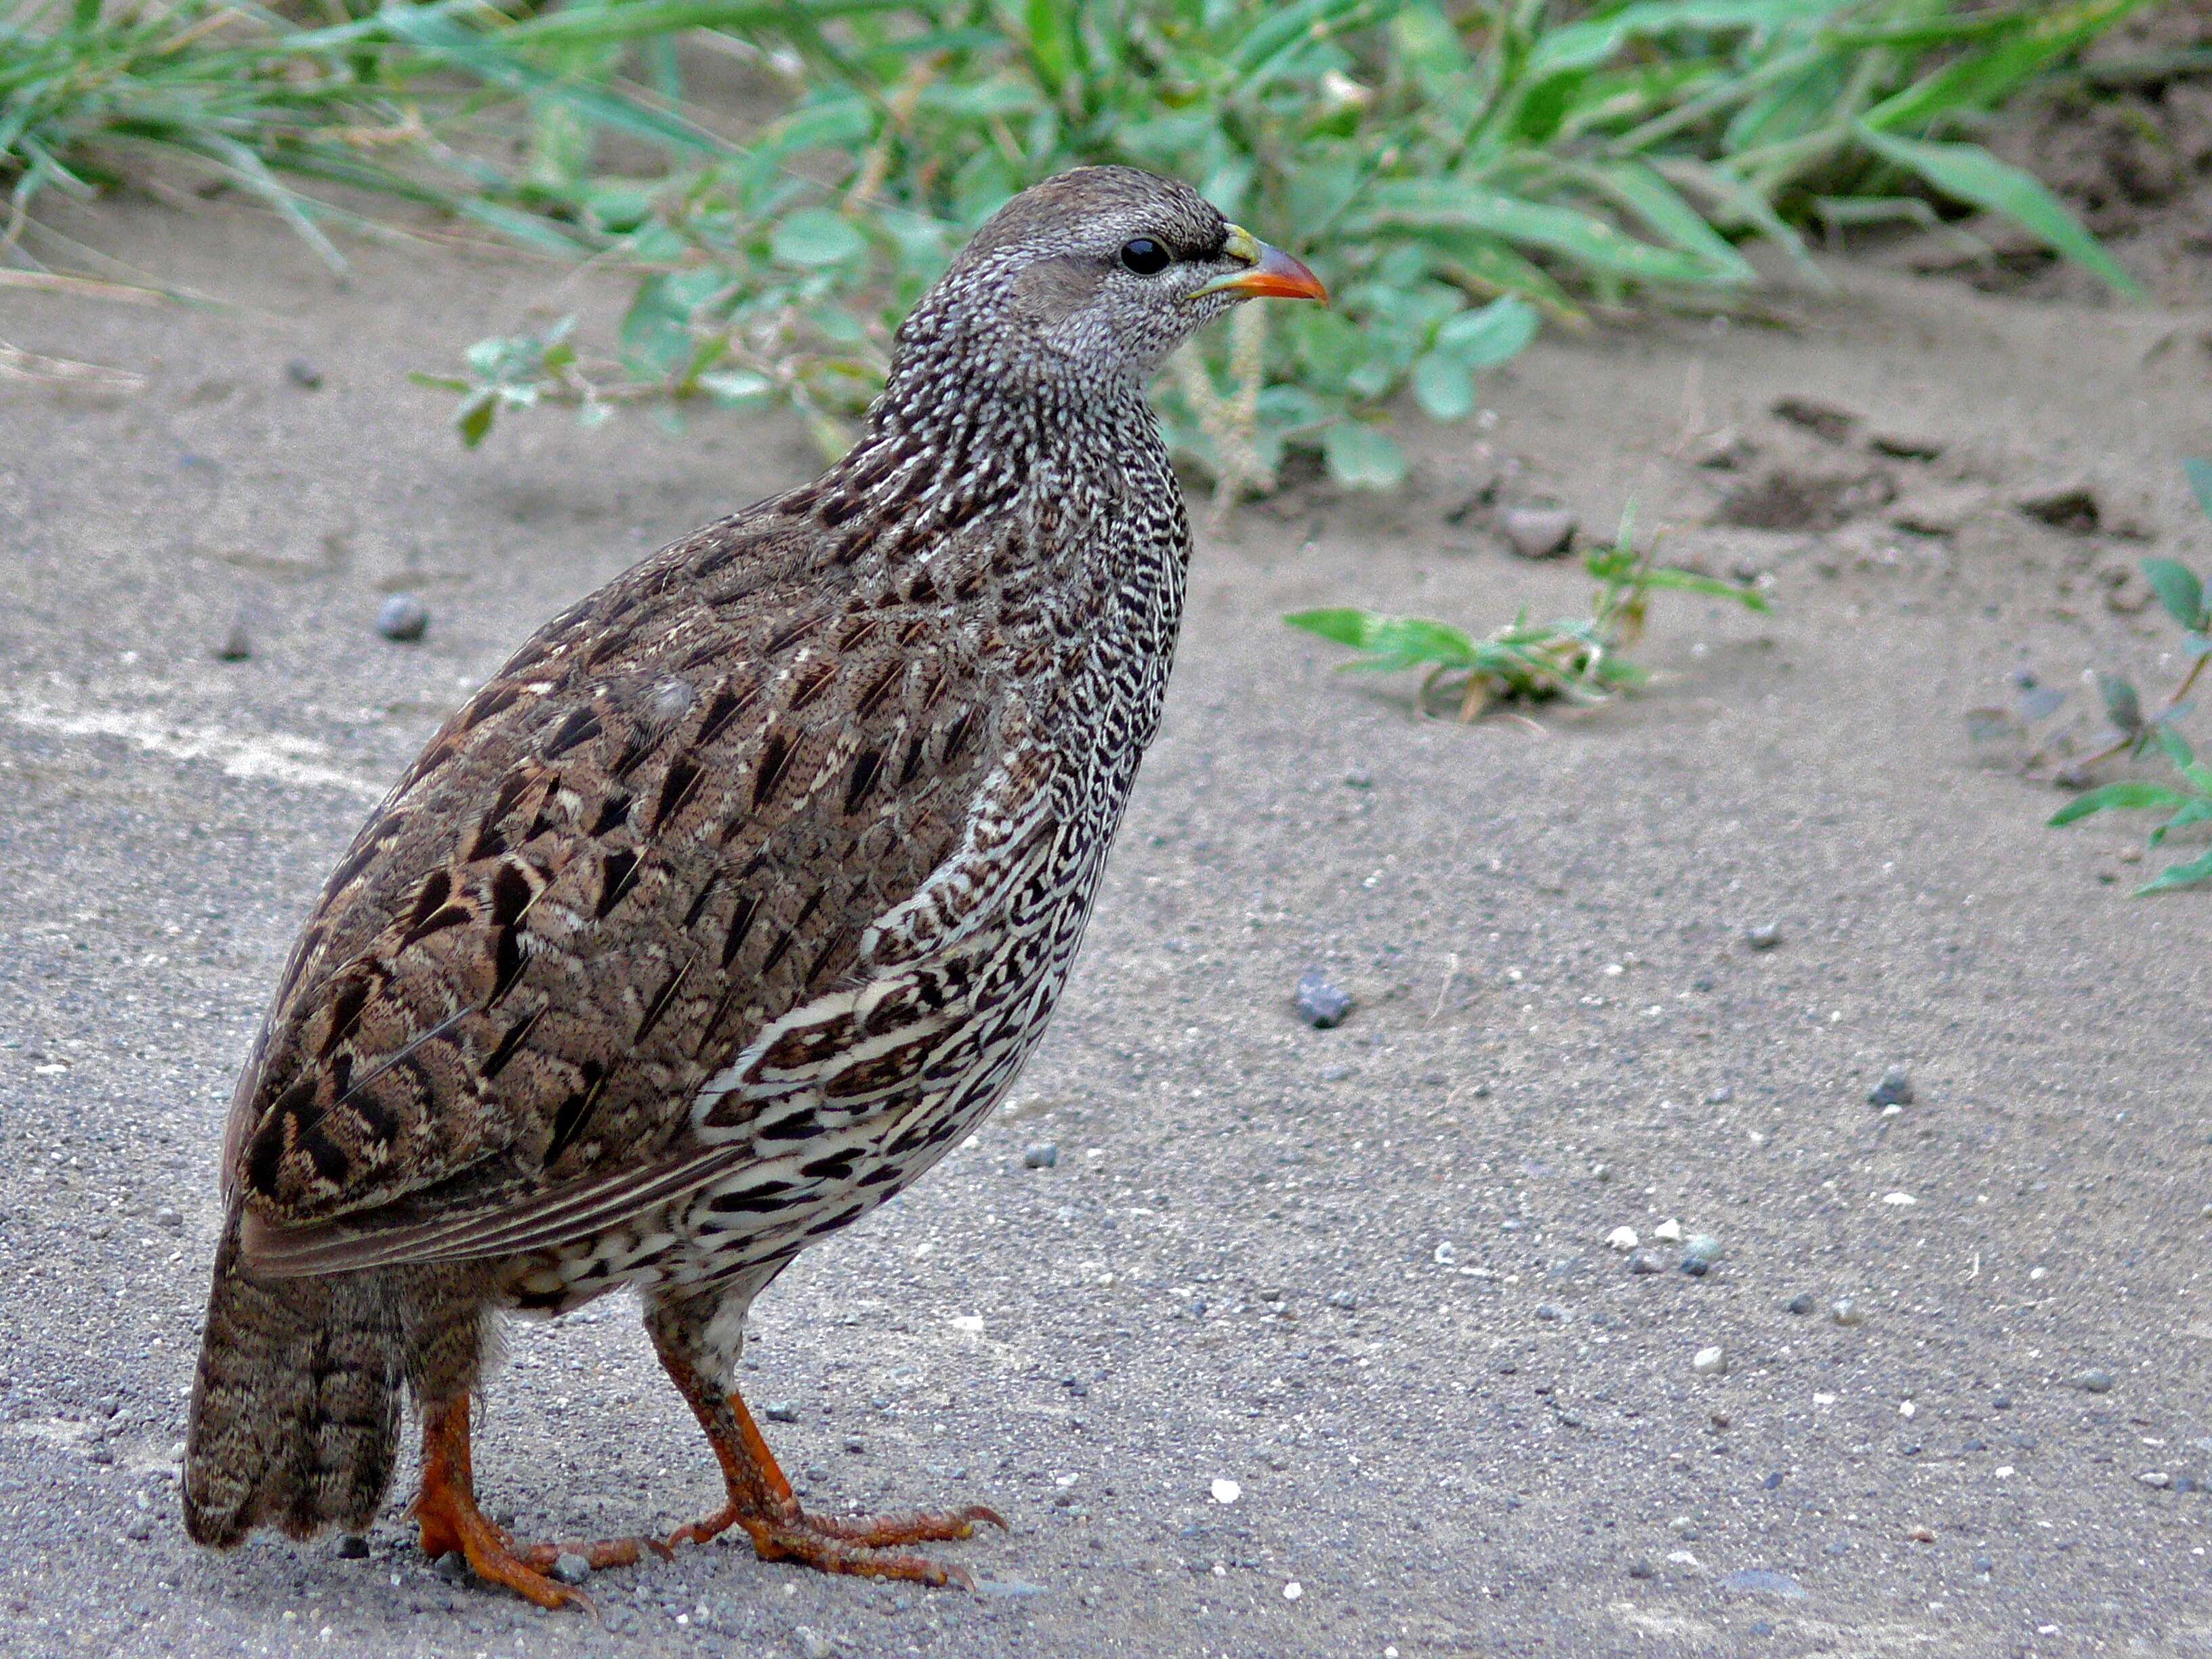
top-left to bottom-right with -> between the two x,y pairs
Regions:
1744,923 -> 1782,951
549,1552 -> 592,1586
1868,1065 -> 1914,1107
7,193 -> 2205,1659
2076,1368 -> 2116,1395
375,593 -> 430,642
1679,1235 -> 1721,1277
1292,969 -> 1354,1029
1022,1142 -> 1060,1168
1498,505 -> 1578,560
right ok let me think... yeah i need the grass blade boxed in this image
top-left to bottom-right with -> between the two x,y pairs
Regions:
1856,125 -> 2141,298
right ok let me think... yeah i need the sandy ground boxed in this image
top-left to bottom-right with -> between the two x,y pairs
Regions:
3,187 -> 2212,1659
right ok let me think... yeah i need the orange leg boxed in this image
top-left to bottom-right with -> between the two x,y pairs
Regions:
653,1345 -> 1006,1588
410,1397 -> 668,1612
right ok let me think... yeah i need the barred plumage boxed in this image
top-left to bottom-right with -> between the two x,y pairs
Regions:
183,166 -> 1324,1605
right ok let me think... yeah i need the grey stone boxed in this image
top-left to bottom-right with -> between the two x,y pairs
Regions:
2076,1368 -> 2115,1395
1745,924 -> 1782,951
333,1534 -> 369,1559
376,594 -> 429,643
766,1400 -> 801,1422
1786,1293 -> 1816,1316
1293,970 -> 1354,1029
1868,1065 -> 1914,1107
1499,506 -> 1578,560
1023,1142 -> 1059,1168
548,1552 -> 591,1586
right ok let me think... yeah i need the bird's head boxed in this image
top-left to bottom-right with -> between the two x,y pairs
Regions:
888,166 -> 1326,401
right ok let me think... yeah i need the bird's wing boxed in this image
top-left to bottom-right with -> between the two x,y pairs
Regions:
224,500 -> 1042,1270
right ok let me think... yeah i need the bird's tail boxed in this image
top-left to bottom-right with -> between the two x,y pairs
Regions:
182,1223 -> 403,1547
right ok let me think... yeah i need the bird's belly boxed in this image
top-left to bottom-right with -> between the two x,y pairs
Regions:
516,836 -> 1111,1311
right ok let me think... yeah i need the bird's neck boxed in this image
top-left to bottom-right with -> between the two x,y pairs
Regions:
818,359 -> 1167,578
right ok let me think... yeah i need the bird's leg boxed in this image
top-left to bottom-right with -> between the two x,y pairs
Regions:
649,1335 -> 1006,1586
409,1396 -> 664,1611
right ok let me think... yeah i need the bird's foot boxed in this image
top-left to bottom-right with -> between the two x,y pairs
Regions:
413,1479 -> 594,1614
668,1498 -> 1007,1586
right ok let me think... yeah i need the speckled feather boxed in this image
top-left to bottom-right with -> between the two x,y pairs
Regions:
183,167 -> 1266,1551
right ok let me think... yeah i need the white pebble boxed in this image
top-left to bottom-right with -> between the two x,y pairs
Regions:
1210,1479 -> 1242,1505
1607,1227 -> 1639,1252
1654,1218 -> 1684,1244
949,1315 -> 984,1333
1882,1191 -> 1917,1206
1692,1345 -> 1727,1376
1283,1581 -> 1303,1601
1898,1400 -> 1917,1418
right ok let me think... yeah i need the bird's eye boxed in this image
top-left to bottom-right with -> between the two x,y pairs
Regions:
1119,238 -> 1170,276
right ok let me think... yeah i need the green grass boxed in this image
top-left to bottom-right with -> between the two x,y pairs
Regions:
4,1 -> 2169,483
2045,460 -> 2212,895
1285,514 -> 1770,721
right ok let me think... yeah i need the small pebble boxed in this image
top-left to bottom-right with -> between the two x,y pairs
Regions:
1536,1303 -> 1564,1323
433,1551 -> 472,1585
1626,1251 -> 1662,1275
1973,1555 -> 1994,1575
1786,1293 -> 1816,1316
333,1534 -> 369,1559
1680,1235 -> 1721,1277
549,1551 -> 591,1586
794,1628 -> 836,1659
155,1206 -> 184,1231
2140,1471 -> 2171,1489
1022,1142 -> 1059,1169
1653,1218 -> 1684,1244
1867,1065 -> 1914,1107
844,1435 -> 868,1452
1292,969 -> 1353,1029
1830,1298 -> 1862,1326
213,619 -> 253,662
2076,1368 -> 2115,1395
1499,504 -> 1578,560
766,1401 -> 801,1422
284,358 -> 325,390
1692,1346 -> 1727,1377
1606,1226 -> 1639,1252
376,594 -> 429,643
1744,924 -> 1782,951
1327,1290 -> 1357,1310
1627,1559 -> 1655,1580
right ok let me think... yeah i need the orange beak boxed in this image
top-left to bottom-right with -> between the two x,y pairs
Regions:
1194,226 -> 1328,304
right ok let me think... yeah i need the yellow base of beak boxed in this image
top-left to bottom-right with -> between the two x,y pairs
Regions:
1196,226 -> 1328,304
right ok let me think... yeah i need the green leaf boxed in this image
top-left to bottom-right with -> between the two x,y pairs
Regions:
1322,424 -> 1408,491
2047,781 -> 2190,827
698,368 -> 773,405
2184,458 -> 2212,523
1351,181 -> 1737,287
1855,127 -> 2142,299
1638,567 -> 1773,613
2135,848 -> 2212,895
2141,558 -> 2207,630
1284,607 -> 1382,649
1411,352 -> 1476,422
456,390 -> 498,449
1435,295 -> 1540,369
771,208 -> 866,268
1021,0 -> 1079,96
2150,798 -> 2212,846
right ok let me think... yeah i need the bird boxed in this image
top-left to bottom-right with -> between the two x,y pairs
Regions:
181,165 -> 1325,1609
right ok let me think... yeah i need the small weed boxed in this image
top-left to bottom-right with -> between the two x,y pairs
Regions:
1284,516 -> 1768,722
2043,459 -> 2212,895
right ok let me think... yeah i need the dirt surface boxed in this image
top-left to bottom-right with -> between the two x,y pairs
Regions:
1888,12 -> 2212,309
3,187 -> 2212,1659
